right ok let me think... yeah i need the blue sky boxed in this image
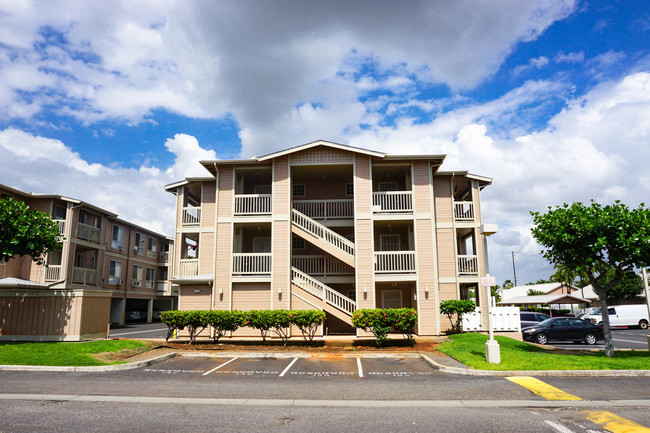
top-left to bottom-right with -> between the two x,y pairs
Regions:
1,0 -> 649,285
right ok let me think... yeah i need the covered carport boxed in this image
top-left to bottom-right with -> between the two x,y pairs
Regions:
498,294 -> 591,316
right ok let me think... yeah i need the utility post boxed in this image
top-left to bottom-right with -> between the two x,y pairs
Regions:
481,274 -> 500,364
643,268 -> 650,350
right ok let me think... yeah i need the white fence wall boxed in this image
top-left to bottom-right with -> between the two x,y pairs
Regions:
462,307 -> 521,332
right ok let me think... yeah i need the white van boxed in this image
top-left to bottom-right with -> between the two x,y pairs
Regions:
583,305 -> 649,329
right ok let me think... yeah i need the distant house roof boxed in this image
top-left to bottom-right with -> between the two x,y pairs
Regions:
501,283 -> 578,300
498,294 -> 590,305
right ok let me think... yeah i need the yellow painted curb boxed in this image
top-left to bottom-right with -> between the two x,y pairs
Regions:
583,410 -> 650,433
506,376 -> 581,400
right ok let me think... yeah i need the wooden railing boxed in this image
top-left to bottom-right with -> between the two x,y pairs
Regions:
374,251 -> 416,273
232,253 -> 272,275
372,191 -> 413,213
72,267 -> 98,285
292,199 -> 353,220
457,255 -> 478,276
292,255 -> 354,276
234,194 -> 272,215
291,209 -> 354,257
178,258 -> 199,277
45,265 -> 62,282
291,267 -> 355,316
454,201 -> 475,221
182,207 -> 201,226
76,223 -> 100,243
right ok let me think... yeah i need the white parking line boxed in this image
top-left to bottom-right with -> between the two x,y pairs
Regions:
202,358 -> 238,376
357,358 -> 363,378
613,338 -> 647,344
544,420 -> 574,433
279,357 -> 298,377
110,328 -> 167,336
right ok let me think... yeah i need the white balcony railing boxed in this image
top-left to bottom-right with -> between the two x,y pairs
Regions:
76,222 -> 101,243
234,194 -> 272,215
178,258 -> 199,277
291,209 -> 355,257
454,201 -> 475,221
182,207 -> 201,226
232,253 -> 272,275
292,199 -> 354,220
53,220 -> 66,236
372,191 -> 413,213
458,255 -> 478,276
45,265 -> 62,282
72,267 -> 98,285
291,267 -> 356,316
292,255 -> 354,277
374,251 -> 416,274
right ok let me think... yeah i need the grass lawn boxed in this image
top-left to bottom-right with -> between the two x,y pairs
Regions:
0,340 -> 149,367
437,333 -> 650,371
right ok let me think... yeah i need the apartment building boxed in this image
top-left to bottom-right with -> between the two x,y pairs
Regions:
166,140 -> 496,336
0,184 -> 176,341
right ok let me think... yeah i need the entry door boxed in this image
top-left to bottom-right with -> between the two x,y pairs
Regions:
382,290 -> 402,309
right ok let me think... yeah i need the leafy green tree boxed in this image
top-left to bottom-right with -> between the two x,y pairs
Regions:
526,289 -> 545,296
290,310 -> 326,343
439,300 -> 476,334
0,197 -> 61,265
601,270 -> 644,304
531,200 -> 650,357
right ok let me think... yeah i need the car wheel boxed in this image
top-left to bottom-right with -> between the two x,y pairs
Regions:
639,320 -> 648,330
584,333 -> 597,345
536,333 -> 548,345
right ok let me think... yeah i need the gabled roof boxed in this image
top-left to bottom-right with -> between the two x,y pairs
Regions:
502,283 -> 578,300
436,170 -> 493,187
256,140 -> 386,161
498,294 -> 590,305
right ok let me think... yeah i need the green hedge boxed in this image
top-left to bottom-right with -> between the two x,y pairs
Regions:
351,308 -> 418,347
161,309 -> 326,345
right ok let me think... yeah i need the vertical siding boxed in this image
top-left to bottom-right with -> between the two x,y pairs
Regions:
433,177 -> 453,223
272,157 -> 290,307
354,154 -> 374,311
436,229 -> 456,279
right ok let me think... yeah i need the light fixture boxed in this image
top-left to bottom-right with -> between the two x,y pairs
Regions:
278,287 -> 282,294
425,285 -> 429,293
363,286 -> 367,293
219,288 -> 223,295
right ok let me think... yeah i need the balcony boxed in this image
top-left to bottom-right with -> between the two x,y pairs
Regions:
292,255 -> 354,277
182,207 -> 201,226
178,258 -> 199,277
457,255 -> 478,276
374,251 -> 416,274
76,223 -> 101,243
157,281 -> 170,294
232,253 -> 272,275
72,267 -> 98,285
372,192 -> 413,213
53,220 -> 66,236
45,265 -> 62,282
292,199 -> 353,220
145,280 -> 154,289
158,251 -> 170,263
234,194 -> 272,215
454,201 -> 475,221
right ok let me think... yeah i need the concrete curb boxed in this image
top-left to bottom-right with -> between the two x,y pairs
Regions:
0,352 -> 177,372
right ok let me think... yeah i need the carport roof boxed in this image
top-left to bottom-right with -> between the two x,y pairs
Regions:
498,294 -> 590,305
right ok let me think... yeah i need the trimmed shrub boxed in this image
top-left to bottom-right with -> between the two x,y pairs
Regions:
205,310 -> 244,342
160,310 -> 187,342
185,310 -> 210,345
290,310 -> 326,343
270,310 -> 292,345
351,308 -> 418,347
389,308 -> 418,346
439,299 -> 476,334
244,310 -> 275,342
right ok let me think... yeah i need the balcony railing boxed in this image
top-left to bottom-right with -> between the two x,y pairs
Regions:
178,258 -> 199,277
157,281 -> 170,293
458,255 -> 478,276
234,194 -> 272,215
159,251 -> 170,263
147,250 -> 157,259
372,191 -> 413,213
232,253 -> 272,275
45,265 -> 62,282
76,222 -> 101,243
292,199 -> 354,220
454,201 -> 475,221
72,267 -> 98,285
374,251 -> 416,274
53,220 -> 66,236
292,255 -> 354,277
145,280 -> 155,289
182,207 -> 201,226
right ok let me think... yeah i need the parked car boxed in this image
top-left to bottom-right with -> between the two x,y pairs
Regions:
519,312 -> 550,328
152,310 -> 162,320
582,305 -> 649,329
522,317 -> 604,345
126,311 -> 142,321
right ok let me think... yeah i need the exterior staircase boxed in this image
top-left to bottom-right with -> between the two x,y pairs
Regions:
291,267 -> 355,324
291,209 -> 355,267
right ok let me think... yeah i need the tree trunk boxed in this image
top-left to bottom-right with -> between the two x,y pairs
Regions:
599,293 -> 614,357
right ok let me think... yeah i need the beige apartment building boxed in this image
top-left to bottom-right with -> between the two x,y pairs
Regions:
166,140 -> 496,336
0,184 -> 176,341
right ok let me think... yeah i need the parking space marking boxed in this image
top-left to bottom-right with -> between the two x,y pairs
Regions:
202,357 -> 238,376
357,358 -> 363,378
544,420 -> 575,433
110,327 -> 168,336
583,410 -> 650,433
506,377 -> 582,401
279,358 -> 298,377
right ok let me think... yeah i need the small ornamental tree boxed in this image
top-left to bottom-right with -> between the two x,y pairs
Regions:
270,310 -> 292,345
185,310 -> 210,345
244,310 -> 274,342
290,310 -> 326,343
206,310 -> 244,342
160,310 -> 187,342
388,308 -> 418,346
439,300 -> 476,334
352,309 -> 393,347
0,197 -> 62,265
531,200 -> 650,357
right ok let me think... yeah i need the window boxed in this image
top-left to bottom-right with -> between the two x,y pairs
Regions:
345,183 -> 354,196
112,225 -> 125,250
292,236 -> 305,250
108,261 -> 122,285
158,267 -> 168,281
145,268 -> 155,289
75,253 -> 84,268
378,182 -> 398,192
54,205 -> 66,220
147,238 -> 157,258
293,184 -> 305,197
380,234 -> 400,251
132,265 -> 143,287
134,233 -> 145,255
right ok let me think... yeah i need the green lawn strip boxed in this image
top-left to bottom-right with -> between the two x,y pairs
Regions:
0,340 -> 148,367
437,333 -> 650,371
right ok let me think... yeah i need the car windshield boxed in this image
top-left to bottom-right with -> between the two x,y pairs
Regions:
537,318 -> 555,327
591,308 -> 602,315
